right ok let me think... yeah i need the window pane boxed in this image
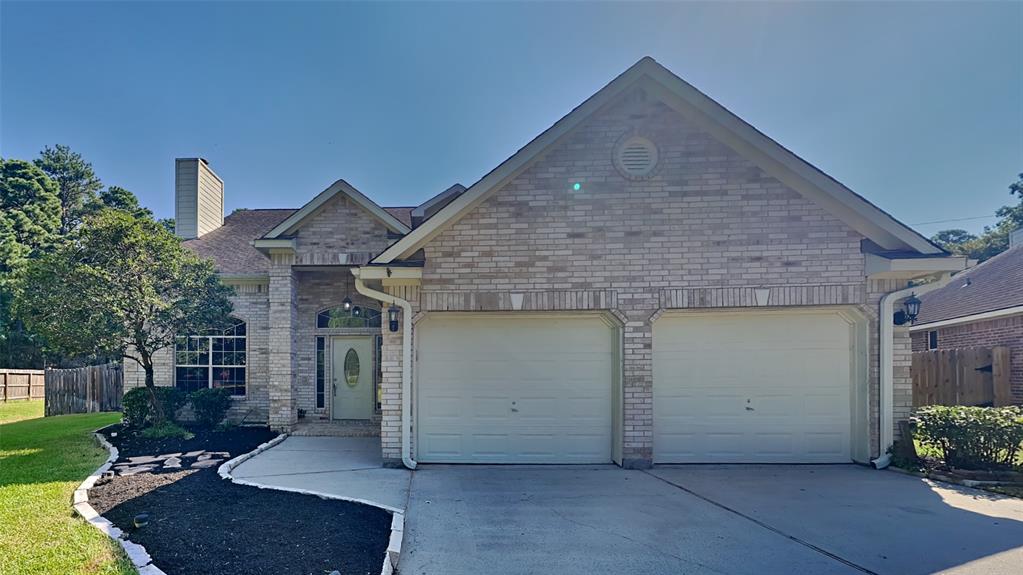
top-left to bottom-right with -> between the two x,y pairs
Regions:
176,367 -> 208,394
213,367 -> 245,396
316,337 -> 325,408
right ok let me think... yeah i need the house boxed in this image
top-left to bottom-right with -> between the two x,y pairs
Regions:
124,57 -> 968,469
910,232 -> 1023,403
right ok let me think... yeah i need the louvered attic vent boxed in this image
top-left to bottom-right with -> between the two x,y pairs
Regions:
614,136 -> 659,178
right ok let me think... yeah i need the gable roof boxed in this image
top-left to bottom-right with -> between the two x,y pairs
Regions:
263,179 -> 411,238
914,246 -> 1023,326
184,209 -> 296,275
371,56 -> 944,264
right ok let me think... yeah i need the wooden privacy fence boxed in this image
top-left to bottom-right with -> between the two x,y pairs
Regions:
911,346 -> 1012,408
44,363 -> 123,416
0,369 -> 46,401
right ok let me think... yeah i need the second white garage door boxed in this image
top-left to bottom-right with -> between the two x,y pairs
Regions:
416,314 -> 614,463
654,311 -> 853,464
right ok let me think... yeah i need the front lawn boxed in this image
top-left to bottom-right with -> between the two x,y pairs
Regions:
0,411 -> 135,575
0,399 -> 44,424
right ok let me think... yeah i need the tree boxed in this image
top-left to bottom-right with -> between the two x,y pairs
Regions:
930,229 -> 977,252
34,144 -> 103,234
17,209 -> 234,421
87,186 -> 155,220
932,172 -> 1023,262
0,159 -> 62,368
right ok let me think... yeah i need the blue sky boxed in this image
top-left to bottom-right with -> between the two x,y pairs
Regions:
2,1 -> 1020,235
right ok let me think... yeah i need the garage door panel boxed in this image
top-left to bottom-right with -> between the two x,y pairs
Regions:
654,312 -> 852,464
417,315 -> 614,464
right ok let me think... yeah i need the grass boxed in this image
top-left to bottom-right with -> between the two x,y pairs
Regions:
0,410 -> 136,575
0,400 -> 44,424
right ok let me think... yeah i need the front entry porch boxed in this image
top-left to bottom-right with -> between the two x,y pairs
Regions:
292,418 -> 381,437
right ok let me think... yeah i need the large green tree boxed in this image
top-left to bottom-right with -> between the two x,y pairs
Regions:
87,185 -> 155,220
0,159 -> 62,368
17,210 -> 234,420
34,144 -> 103,234
932,172 -> 1023,262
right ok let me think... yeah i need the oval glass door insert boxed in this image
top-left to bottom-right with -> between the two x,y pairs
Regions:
344,348 -> 360,387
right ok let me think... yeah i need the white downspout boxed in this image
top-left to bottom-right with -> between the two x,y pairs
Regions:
873,272 -> 953,469
352,268 -> 417,470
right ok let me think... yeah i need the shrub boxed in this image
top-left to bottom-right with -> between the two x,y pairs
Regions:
122,387 -> 187,428
140,421 -> 194,440
189,388 -> 232,428
911,405 -> 1023,470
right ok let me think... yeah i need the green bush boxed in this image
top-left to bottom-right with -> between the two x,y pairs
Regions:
911,405 -> 1023,470
140,421 -> 194,440
189,388 -> 232,428
122,387 -> 187,428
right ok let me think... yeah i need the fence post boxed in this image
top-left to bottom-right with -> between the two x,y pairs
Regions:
992,346 -> 1012,407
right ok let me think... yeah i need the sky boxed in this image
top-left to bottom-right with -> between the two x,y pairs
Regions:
2,1 -> 1021,236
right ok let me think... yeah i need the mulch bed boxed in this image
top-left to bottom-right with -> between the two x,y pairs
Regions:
89,425 -> 391,575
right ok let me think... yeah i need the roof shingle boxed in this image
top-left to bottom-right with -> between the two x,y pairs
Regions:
915,246 -> 1023,325
183,209 -> 295,275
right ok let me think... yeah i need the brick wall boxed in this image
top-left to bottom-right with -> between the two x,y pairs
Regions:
911,313 -> 1023,402
293,194 -> 395,266
406,86 -> 876,465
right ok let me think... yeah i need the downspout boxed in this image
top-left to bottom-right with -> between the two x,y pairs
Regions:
352,268 -> 417,470
873,271 -> 953,469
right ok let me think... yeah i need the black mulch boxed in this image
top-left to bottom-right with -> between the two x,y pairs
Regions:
89,425 -> 391,575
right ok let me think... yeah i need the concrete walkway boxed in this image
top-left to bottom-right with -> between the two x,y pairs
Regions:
231,436 -> 410,512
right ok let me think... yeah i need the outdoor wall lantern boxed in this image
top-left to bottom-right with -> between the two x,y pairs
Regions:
388,305 -> 400,332
352,305 -> 362,318
342,296 -> 352,312
893,293 -> 922,326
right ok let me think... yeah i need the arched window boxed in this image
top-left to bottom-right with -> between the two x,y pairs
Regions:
316,305 -> 381,328
175,318 -> 246,396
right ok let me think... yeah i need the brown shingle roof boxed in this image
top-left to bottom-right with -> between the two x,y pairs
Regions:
183,209 -> 295,275
383,207 -> 414,228
915,245 -> 1023,325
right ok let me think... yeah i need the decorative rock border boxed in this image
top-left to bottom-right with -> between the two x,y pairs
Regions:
218,434 -> 406,575
72,427 -> 168,575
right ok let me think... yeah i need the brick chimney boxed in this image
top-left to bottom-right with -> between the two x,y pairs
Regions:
174,158 -> 223,239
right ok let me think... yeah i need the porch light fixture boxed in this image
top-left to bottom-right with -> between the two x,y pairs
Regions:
351,305 -> 362,318
893,292 -> 922,326
342,296 -> 352,312
388,305 -> 400,332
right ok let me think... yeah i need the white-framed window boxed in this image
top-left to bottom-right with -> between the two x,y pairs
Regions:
175,318 -> 246,396
927,330 -> 939,350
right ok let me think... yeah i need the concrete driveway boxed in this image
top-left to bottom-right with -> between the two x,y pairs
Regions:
399,464 -> 1023,575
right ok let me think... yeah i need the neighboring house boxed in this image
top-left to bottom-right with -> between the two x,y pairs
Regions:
910,235 -> 1023,403
125,57 -> 967,469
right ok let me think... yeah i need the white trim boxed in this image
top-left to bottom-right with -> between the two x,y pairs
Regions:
372,57 -> 941,264
264,179 -> 411,238
910,305 -> 1023,331
865,253 -> 968,278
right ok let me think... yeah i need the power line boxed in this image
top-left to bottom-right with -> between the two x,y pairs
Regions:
911,215 -> 998,226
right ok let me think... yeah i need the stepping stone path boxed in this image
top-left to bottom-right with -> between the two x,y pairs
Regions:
113,451 -> 232,476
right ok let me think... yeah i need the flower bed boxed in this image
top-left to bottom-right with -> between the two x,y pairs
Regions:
88,425 -> 391,575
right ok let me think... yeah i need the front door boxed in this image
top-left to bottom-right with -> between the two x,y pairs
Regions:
331,336 -> 375,420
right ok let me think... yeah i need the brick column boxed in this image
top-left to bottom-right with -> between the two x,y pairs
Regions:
268,251 -> 298,431
621,306 -> 654,469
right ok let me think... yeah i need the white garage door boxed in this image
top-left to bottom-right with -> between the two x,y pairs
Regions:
654,311 -> 852,463
417,314 -> 614,463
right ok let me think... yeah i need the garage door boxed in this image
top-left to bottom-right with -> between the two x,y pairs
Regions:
654,311 -> 852,463
416,314 -> 614,463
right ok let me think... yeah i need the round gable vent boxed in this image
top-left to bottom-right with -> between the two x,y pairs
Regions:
614,135 -> 659,179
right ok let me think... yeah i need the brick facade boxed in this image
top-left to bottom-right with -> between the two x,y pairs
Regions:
403,87 -> 880,465
911,313 -> 1023,402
